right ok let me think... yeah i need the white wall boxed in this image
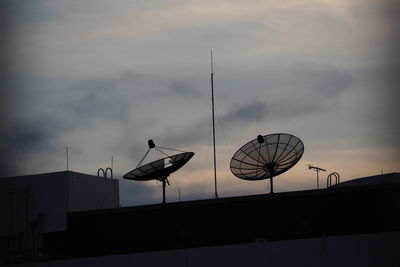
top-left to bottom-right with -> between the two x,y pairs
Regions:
0,171 -> 119,238
68,172 -> 119,212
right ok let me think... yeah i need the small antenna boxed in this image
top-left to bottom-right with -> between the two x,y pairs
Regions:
66,146 -> 69,171
211,50 -> 218,198
308,164 -> 326,189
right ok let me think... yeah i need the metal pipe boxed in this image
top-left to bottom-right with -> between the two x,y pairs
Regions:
97,168 -> 105,177
327,172 -> 340,187
105,167 -> 113,179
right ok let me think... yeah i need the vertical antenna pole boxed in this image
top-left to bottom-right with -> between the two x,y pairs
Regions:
66,146 -> 69,171
270,176 -> 274,194
309,165 -> 325,190
162,177 -> 166,204
211,50 -> 219,198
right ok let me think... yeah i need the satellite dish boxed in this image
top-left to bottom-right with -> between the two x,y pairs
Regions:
124,152 -> 194,181
123,140 -> 194,203
230,133 -> 304,193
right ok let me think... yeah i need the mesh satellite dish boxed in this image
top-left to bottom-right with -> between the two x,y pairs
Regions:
230,133 -> 304,194
124,140 -> 194,204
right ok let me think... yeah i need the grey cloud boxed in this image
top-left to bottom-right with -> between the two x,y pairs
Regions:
158,118 -> 210,148
161,65 -> 352,144
354,64 -> 400,148
0,116 -> 63,176
168,80 -> 201,98
0,1 -> 108,31
287,64 -> 354,97
39,71 -> 206,168
220,98 -> 321,127
0,60 -> 353,178
0,72 -> 139,176
6,126 -> 51,150
0,71 -> 17,120
351,0 -> 400,26
350,0 -> 400,63
50,71 -> 163,129
220,62 -> 354,125
221,101 -> 269,125
257,63 -> 355,98
218,63 -> 354,106
67,86 -> 129,123
158,97 -> 319,148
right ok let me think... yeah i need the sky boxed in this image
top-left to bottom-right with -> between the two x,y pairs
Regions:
1,0 -> 399,206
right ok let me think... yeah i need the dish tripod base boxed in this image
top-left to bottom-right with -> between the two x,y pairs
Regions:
269,176 -> 274,194
160,176 -> 170,204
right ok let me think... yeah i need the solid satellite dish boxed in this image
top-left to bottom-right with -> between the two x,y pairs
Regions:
230,133 -> 304,193
123,140 -> 194,203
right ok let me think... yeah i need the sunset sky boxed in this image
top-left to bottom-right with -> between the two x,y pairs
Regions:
1,0 -> 399,206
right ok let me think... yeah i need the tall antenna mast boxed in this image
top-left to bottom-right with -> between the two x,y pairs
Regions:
66,146 -> 69,171
211,50 -> 219,198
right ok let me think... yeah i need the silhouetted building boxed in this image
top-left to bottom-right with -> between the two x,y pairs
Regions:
1,172 -> 399,266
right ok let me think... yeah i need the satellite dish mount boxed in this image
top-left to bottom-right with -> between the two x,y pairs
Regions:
124,139 -> 194,204
230,133 -> 304,194
159,175 -> 170,204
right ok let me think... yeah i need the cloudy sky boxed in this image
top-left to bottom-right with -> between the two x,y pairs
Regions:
1,0 -> 399,206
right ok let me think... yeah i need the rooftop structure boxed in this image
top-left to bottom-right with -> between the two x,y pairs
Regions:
0,171 -> 119,256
